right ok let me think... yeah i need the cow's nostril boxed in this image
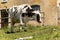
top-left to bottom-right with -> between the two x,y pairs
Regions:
39,21 -> 41,23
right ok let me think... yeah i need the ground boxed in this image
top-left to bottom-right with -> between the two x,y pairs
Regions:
0,25 -> 60,40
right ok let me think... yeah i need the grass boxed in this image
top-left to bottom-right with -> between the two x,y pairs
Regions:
0,25 -> 60,40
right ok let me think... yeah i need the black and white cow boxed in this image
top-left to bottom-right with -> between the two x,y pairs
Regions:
9,4 -> 41,32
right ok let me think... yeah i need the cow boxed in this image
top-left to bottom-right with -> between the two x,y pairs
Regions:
8,4 -> 41,32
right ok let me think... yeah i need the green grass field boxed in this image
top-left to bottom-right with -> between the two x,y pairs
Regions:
0,25 -> 60,40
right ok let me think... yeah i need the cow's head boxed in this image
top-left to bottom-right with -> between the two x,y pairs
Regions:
36,14 -> 41,23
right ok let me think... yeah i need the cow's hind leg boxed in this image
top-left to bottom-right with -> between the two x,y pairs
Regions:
6,18 -> 15,34
10,18 -> 15,33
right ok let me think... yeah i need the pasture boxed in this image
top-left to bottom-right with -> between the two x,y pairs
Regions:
0,25 -> 60,40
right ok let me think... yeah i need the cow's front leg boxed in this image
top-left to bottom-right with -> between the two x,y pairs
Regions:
19,13 -> 24,31
19,13 -> 24,25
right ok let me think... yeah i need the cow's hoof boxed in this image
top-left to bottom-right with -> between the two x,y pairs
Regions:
17,30 -> 21,32
10,32 -> 15,33
5,31 -> 15,34
5,31 -> 10,34
24,30 -> 27,32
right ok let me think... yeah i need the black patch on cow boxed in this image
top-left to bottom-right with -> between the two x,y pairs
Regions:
22,13 -> 28,17
24,5 -> 28,9
25,7 -> 35,17
26,7 -> 34,13
26,7 -> 29,12
27,13 -> 35,17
